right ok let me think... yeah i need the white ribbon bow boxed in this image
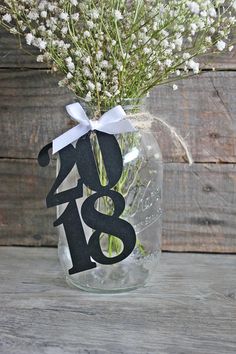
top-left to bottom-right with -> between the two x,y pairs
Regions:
52,102 -> 137,154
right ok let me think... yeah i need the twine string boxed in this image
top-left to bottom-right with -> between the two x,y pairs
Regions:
127,112 -> 194,165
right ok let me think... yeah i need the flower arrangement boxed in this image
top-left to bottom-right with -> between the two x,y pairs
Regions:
0,0 -> 235,252
0,0 -> 236,115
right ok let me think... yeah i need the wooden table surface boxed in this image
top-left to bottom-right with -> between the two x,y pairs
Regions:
0,247 -> 235,354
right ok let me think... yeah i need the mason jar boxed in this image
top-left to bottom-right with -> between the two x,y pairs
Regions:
56,99 -> 163,293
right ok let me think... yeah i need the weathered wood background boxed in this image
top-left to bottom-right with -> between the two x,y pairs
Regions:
0,29 -> 236,252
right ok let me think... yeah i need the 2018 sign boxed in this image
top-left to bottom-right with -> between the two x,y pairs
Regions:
38,131 -> 137,275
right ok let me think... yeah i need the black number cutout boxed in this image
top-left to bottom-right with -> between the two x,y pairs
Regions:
38,131 -> 137,274
38,143 -> 82,208
82,190 -> 136,265
54,199 -> 96,274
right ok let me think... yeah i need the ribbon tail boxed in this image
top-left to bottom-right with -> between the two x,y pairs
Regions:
52,124 -> 90,154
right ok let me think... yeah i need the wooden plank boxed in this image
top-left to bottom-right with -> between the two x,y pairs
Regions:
163,163 -> 236,253
0,69 -> 236,163
0,69 -> 74,159
0,247 -> 236,354
0,158 -> 56,246
1,159 -> 235,252
0,27 -> 236,69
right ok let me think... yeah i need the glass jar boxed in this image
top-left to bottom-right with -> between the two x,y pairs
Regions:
56,100 -> 163,293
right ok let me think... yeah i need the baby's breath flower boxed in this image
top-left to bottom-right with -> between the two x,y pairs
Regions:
67,72 -> 73,79
96,82 -> 102,92
100,72 -> 107,80
25,33 -> 35,46
60,12 -> 69,21
188,59 -> 200,74
84,31 -> 90,38
216,40 -> 226,51
101,60 -> 109,68
188,2 -> 200,15
90,9 -> 99,20
164,59 -> 172,67
0,0 -> 235,111
9,27 -> 17,34
105,91 -> 112,98
96,51 -> 103,61
71,13 -> 80,21
87,81 -> 95,91
37,55 -> 44,62
83,67 -> 92,78
114,10 -> 123,21
85,91 -> 92,102
41,11 -> 47,19
28,11 -> 39,21
2,13 -> 12,23
173,84 -> 178,91
70,0 -> 78,5
37,38 -> 47,51
87,20 -> 94,29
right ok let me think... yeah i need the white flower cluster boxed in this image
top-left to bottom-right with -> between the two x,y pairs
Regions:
0,0 -> 236,111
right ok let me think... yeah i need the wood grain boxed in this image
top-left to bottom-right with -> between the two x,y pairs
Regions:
0,158 -> 56,246
1,159 -> 235,252
0,69 -> 236,163
0,247 -> 235,354
163,163 -> 236,253
0,27 -> 236,69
